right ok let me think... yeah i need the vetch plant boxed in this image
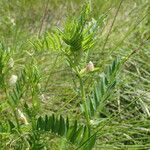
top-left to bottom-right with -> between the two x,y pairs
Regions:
29,2 -> 122,149
58,2 -> 99,127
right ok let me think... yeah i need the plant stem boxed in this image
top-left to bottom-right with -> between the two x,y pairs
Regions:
3,84 -> 21,133
78,75 -> 90,127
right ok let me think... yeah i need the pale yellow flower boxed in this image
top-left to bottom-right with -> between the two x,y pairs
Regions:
9,75 -> 18,85
18,109 -> 29,125
39,94 -> 46,102
86,61 -> 94,72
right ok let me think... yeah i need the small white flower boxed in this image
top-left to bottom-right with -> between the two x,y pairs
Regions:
8,58 -> 14,68
18,109 -> 28,125
39,94 -> 46,102
90,120 -> 95,125
10,18 -> 15,26
90,119 -> 100,126
9,75 -> 18,85
79,61 -> 95,75
86,61 -> 94,72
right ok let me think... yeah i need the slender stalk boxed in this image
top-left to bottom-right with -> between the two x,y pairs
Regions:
68,55 -> 91,127
78,75 -> 90,127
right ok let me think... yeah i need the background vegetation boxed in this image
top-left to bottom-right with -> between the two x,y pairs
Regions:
0,0 -> 150,149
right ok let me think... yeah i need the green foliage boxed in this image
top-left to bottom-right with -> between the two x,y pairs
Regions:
59,3 -> 98,67
27,132 -> 45,150
60,3 -> 91,51
8,69 -> 26,107
81,58 -> 120,118
0,42 -> 11,88
8,64 -> 40,107
36,114 -> 96,149
30,32 -> 62,52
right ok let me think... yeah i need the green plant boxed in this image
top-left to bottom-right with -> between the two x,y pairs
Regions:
58,2 -> 99,127
0,0 -> 150,149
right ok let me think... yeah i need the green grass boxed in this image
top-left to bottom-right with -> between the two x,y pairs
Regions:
0,0 -> 150,149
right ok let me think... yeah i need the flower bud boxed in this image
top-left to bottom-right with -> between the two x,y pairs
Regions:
79,61 -> 95,75
18,109 -> 28,125
86,61 -> 94,72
